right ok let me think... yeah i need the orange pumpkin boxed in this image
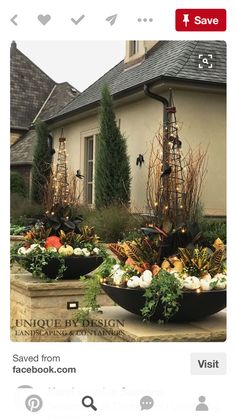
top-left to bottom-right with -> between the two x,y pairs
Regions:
151,264 -> 161,276
45,235 -> 62,249
141,262 -> 151,271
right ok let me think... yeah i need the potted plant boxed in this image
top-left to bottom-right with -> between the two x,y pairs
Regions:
99,237 -> 226,322
11,224 -> 105,280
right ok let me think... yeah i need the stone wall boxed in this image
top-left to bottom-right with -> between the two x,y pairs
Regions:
11,273 -> 114,342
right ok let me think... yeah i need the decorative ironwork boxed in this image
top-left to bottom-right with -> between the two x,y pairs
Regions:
157,91 -> 185,228
52,129 -> 69,209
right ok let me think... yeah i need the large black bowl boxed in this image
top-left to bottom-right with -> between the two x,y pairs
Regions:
101,284 -> 226,322
16,255 -> 103,280
42,256 -> 103,279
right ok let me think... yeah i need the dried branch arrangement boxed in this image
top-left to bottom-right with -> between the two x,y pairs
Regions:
146,125 -> 208,229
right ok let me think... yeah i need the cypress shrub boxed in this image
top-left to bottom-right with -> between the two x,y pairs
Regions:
95,84 -> 131,208
31,120 -> 52,204
10,171 -> 27,197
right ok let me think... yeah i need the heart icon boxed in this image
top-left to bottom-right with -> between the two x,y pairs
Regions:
38,14 -> 51,25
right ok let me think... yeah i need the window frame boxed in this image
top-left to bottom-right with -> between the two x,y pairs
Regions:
83,132 -> 97,206
129,40 -> 139,56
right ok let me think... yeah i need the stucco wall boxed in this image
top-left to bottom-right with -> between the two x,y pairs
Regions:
51,89 -> 226,216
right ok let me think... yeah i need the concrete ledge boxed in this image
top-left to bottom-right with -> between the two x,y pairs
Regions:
71,306 -> 226,343
11,273 -> 226,343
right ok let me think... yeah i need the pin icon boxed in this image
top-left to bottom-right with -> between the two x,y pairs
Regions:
25,395 -> 43,412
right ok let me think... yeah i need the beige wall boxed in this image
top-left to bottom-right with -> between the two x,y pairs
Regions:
51,89 -> 226,216
124,41 -> 157,65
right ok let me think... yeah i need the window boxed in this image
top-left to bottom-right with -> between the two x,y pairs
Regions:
130,41 -> 139,56
84,135 -> 95,205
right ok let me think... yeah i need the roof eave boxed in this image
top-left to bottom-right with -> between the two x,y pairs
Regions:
46,76 -> 226,126
10,161 -> 32,167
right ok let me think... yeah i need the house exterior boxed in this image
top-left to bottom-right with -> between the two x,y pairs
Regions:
47,40 -> 226,216
10,41 -> 79,193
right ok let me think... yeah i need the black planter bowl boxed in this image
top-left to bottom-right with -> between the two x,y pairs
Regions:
16,255 -> 103,280
42,256 -> 103,279
101,284 -> 226,322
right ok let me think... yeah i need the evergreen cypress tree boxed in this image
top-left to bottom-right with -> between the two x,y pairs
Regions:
95,85 -> 131,208
31,120 -> 52,204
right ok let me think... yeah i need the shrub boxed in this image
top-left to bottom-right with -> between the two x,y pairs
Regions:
11,193 -> 43,225
10,171 -> 27,197
31,120 -> 53,204
95,84 -> 131,208
200,218 -> 226,244
84,205 -> 144,243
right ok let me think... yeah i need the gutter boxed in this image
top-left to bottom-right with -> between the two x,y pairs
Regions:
143,84 -> 169,126
11,161 -> 32,166
46,75 -> 226,126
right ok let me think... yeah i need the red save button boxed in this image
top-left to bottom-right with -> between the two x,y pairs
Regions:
176,9 -> 226,31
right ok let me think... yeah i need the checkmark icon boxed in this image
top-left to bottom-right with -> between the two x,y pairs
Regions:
71,15 -> 85,25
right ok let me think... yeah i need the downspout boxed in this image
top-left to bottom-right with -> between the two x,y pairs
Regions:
143,84 -> 170,168
143,84 -> 169,127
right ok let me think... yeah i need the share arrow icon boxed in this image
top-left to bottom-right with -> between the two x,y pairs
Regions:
106,14 -> 118,26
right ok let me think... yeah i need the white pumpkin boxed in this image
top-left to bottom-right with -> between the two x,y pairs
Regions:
111,264 -> 121,274
73,248 -> 83,256
93,247 -> 100,255
139,270 -> 153,288
82,248 -> 90,257
213,273 -> 227,289
200,279 -> 211,291
46,246 -> 57,253
127,276 -> 140,288
201,273 -> 212,281
113,269 -> 125,285
183,276 -> 201,290
18,246 -> 27,255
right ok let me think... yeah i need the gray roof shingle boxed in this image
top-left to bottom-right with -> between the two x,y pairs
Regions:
11,81 -> 80,165
10,43 -> 80,166
10,41 -> 55,129
39,82 -> 79,120
10,129 -> 37,165
47,40 -> 226,122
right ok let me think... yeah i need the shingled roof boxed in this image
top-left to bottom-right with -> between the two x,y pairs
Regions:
11,82 -> 79,165
10,41 -> 56,130
47,40 -> 226,123
10,42 -> 80,166
10,129 -> 36,165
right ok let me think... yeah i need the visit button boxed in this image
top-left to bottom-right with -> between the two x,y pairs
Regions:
191,353 -> 227,375
176,9 -> 226,31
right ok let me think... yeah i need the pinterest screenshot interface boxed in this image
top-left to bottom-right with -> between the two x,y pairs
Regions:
1,0 -> 235,417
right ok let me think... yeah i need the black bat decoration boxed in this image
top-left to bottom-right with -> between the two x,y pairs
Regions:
173,137 -> 182,149
47,134 -> 55,155
160,166 -> 172,177
136,154 -> 145,167
76,169 -> 84,179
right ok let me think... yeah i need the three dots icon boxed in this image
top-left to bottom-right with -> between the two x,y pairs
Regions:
137,18 -> 153,23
